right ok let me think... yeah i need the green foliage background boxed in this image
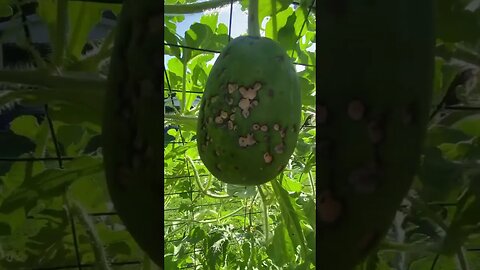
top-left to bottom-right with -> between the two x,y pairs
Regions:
164,0 -> 317,269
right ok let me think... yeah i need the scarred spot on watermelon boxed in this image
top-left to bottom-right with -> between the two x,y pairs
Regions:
220,111 -> 228,119
239,98 -> 251,118
239,85 -> 259,100
215,116 -> 223,124
348,165 -> 381,194
210,95 -> 219,104
253,82 -> 262,91
319,190 -> 343,223
274,143 -> 284,153
239,134 -> 256,147
348,100 -> 365,120
263,152 -> 273,163
228,83 -> 238,93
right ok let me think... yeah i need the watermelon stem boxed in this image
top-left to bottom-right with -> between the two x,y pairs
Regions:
165,0 -> 240,15
181,50 -> 188,114
270,0 -> 278,40
247,0 -> 260,37
257,185 -> 270,244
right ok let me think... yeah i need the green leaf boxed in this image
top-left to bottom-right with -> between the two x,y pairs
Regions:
200,13 -> 219,33
66,2 -> 122,59
185,23 -> 213,51
282,177 -> 302,193
68,172 -> 108,213
271,179 -> 308,259
436,0 -> 480,43
452,114 -> 480,137
10,116 -> 40,143
0,2 -> 12,17
266,223 -> 296,266
276,10 -> 297,52
442,173 -> 480,255
165,27 -> 182,59
168,57 -> 185,79
188,227 -> 207,245
0,156 -> 103,214
298,76 -> 315,107
425,126 -> 472,148
418,147 -> 465,202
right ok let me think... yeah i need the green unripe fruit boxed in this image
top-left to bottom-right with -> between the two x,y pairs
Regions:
317,1 -> 434,269
197,36 -> 302,186
102,0 -> 162,268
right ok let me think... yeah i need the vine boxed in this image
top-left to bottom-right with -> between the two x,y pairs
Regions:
185,156 -> 230,199
257,185 -> 270,244
247,0 -> 260,37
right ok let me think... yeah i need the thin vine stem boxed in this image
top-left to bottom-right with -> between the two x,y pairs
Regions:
68,199 -> 111,270
165,0 -> 240,15
185,156 -> 230,199
164,114 -> 197,121
165,206 -> 244,224
54,0 -> 68,67
0,70 -> 106,90
379,241 -> 440,254
271,0 -> 278,40
307,170 -> 315,197
257,185 -> 270,244
456,247 -> 470,270
181,50 -> 188,114
248,0 -> 260,37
